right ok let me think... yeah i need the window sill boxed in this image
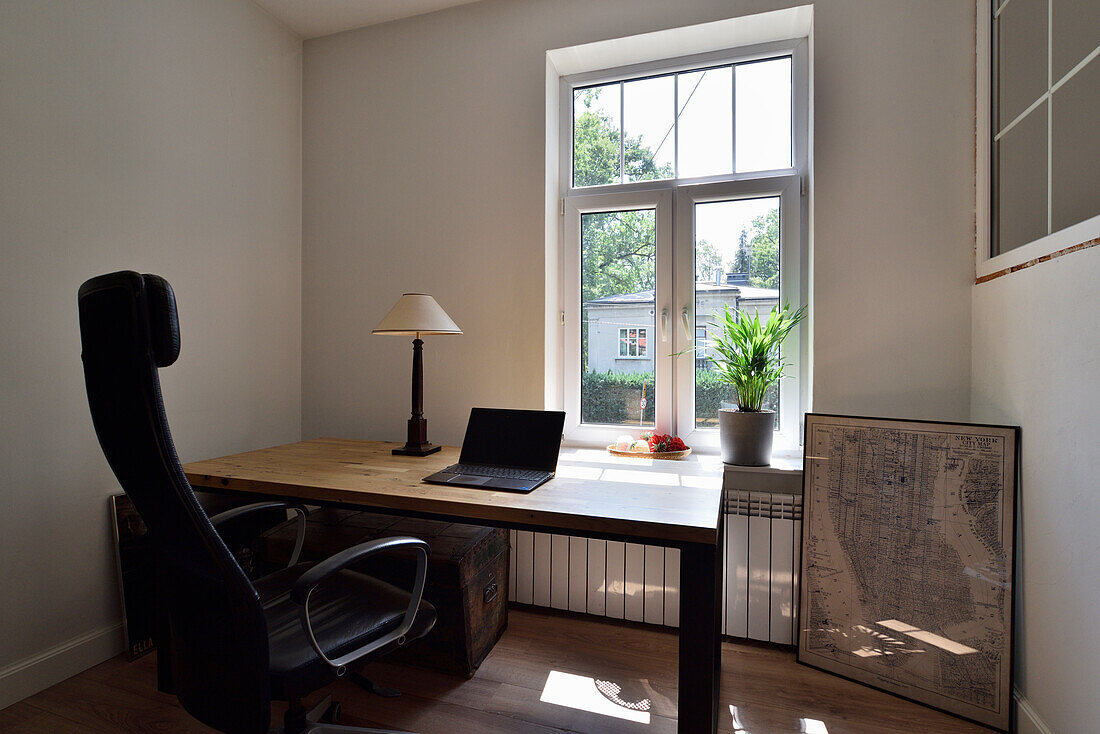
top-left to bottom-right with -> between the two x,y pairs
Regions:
722,449 -> 803,494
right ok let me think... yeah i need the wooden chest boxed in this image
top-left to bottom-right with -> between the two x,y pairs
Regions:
258,509 -> 508,678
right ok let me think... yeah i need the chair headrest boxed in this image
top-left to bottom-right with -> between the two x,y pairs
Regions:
143,274 -> 180,367
78,270 -> 180,367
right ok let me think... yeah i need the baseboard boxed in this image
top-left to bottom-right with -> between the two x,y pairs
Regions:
0,623 -> 124,710
1014,688 -> 1054,734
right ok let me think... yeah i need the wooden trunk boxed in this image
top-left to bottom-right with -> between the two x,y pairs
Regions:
259,509 -> 508,678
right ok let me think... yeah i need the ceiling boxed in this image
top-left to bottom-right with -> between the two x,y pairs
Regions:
252,0 -> 486,39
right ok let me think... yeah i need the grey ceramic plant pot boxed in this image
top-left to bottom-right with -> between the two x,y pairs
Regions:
718,409 -> 774,466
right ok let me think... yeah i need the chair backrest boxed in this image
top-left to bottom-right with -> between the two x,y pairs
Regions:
78,271 -> 270,734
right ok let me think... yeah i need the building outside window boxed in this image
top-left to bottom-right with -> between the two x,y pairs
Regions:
562,40 -> 808,448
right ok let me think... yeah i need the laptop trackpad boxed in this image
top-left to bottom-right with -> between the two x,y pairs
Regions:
450,474 -> 492,485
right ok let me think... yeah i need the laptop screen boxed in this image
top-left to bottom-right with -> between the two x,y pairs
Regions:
458,408 -> 566,471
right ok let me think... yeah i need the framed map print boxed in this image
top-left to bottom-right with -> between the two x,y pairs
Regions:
797,414 -> 1019,731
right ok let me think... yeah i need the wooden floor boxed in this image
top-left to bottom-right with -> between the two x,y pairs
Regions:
1,608 -> 989,733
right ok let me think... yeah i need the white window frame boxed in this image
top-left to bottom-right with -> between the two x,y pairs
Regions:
673,176 -> 802,452
559,39 -> 809,450
975,0 -> 1100,279
564,190 -> 673,444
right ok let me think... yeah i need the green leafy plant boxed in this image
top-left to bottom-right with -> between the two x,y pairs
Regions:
706,303 -> 806,412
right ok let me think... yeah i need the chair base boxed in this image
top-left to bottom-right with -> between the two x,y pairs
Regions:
279,694 -> 417,734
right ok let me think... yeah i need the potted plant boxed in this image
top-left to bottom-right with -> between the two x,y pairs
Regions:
706,302 -> 806,466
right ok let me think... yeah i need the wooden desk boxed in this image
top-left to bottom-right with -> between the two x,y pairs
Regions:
185,438 -> 724,733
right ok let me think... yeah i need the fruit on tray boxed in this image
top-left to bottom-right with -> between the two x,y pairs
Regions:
641,433 -> 688,453
612,433 -> 690,454
613,435 -> 634,450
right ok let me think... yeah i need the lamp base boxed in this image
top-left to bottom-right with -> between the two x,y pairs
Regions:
393,417 -> 440,456
392,443 -> 441,457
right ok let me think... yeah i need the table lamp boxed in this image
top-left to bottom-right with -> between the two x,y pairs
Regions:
373,293 -> 462,456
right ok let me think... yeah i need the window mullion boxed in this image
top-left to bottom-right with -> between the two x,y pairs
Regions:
731,65 -> 737,173
619,81 -> 625,184
673,74 -> 679,179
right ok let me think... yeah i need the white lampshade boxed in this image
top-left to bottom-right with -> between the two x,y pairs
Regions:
372,293 -> 462,335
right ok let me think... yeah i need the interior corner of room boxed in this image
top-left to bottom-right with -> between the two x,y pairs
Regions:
1,0 -> 1097,733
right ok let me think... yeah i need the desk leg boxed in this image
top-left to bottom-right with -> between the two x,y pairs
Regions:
678,524 -> 722,734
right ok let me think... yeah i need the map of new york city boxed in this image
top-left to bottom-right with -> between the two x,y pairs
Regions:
800,419 -> 1014,730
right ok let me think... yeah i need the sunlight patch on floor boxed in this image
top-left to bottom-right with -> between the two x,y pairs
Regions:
540,670 -> 651,724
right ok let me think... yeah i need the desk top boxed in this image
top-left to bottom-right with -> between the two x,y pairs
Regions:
184,438 -> 723,545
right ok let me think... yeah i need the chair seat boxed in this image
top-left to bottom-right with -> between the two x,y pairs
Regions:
256,564 -> 437,700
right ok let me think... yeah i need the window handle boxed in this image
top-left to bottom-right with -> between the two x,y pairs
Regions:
680,307 -> 691,339
661,308 -> 669,342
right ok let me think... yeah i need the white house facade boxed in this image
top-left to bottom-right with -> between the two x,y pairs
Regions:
584,273 -> 778,375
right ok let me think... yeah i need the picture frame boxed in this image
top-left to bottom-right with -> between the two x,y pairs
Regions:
797,413 -> 1019,731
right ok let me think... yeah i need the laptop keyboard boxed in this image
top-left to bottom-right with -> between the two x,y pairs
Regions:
449,464 -> 548,481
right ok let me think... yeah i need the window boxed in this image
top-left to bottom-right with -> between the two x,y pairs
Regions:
562,41 -> 808,449
619,328 -> 648,357
571,56 -> 793,187
988,0 -> 1099,257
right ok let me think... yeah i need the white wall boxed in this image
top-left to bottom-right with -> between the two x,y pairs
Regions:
972,244 -> 1100,733
301,0 -> 975,445
0,0 -> 302,706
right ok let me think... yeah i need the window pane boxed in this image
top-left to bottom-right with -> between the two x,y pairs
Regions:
573,83 -> 621,187
693,197 -> 781,428
736,58 -> 792,172
582,209 -> 656,427
623,75 -> 674,182
677,66 -> 733,179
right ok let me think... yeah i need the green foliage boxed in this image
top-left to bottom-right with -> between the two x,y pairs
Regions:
581,371 -> 656,424
695,237 -> 723,280
575,89 -> 671,311
732,229 -> 751,275
694,369 -> 735,423
573,89 -> 673,187
705,302 -> 806,411
580,369 -> 774,425
581,210 -> 656,304
746,209 -> 779,288
572,98 -> 619,187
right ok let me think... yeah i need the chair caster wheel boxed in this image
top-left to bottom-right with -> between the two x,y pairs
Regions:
321,701 -> 341,724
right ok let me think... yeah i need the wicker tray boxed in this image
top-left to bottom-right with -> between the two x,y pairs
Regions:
607,445 -> 692,460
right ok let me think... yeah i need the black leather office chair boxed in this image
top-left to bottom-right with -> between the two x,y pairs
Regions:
78,271 -> 435,734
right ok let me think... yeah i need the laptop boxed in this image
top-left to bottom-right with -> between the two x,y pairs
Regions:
423,408 -> 566,493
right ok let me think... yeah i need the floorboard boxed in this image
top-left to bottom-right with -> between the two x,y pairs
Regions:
1,608 -> 991,733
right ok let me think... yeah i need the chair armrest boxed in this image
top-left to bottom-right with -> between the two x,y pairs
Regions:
290,536 -> 430,672
209,501 -> 309,567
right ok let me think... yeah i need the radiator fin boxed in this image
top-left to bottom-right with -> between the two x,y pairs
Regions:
506,490 -> 804,645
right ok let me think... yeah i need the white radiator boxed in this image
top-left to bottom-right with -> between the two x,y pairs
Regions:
722,490 -> 802,645
507,488 -> 803,645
